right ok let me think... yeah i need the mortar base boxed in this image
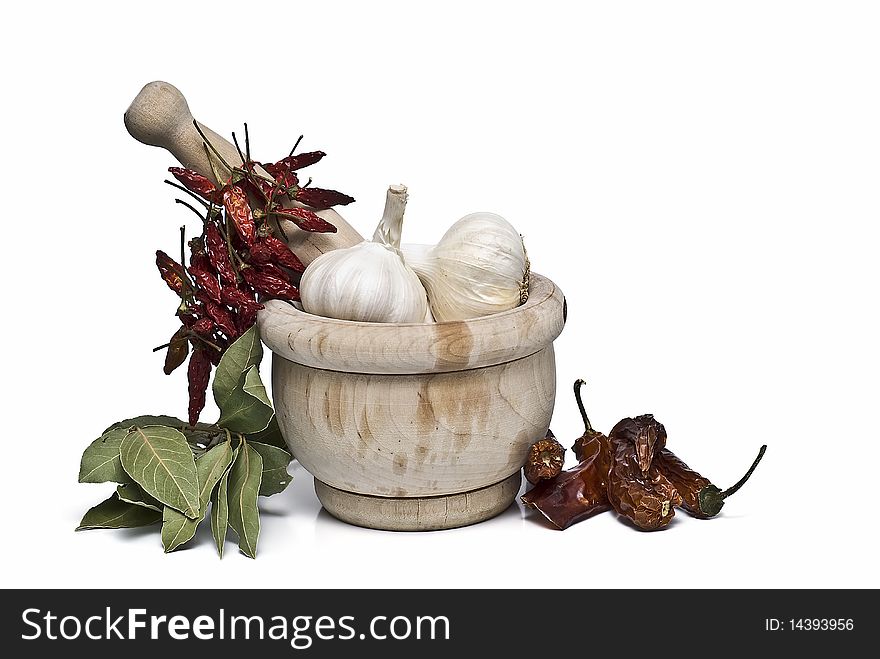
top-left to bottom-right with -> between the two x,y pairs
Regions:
314,473 -> 522,531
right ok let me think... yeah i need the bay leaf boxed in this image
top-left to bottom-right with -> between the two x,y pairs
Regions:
213,325 -> 262,408
249,441 -> 293,496
216,365 -> 273,434
227,443 -> 263,559
78,427 -> 130,484
246,415 -> 288,450
76,493 -> 161,530
211,448 -> 235,558
119,426 -> 199,518
116,483 -> 162,511
102,415 -> 189,435
161,441 -> 234,553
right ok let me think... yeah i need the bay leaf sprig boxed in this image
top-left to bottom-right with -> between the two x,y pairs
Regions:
76,326 -> 291,558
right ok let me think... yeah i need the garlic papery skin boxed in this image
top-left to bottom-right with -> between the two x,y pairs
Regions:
402,212 -> 530,322
300,185 -> 429,323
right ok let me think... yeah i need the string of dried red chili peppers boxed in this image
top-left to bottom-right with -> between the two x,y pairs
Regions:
154,125 -> 354,426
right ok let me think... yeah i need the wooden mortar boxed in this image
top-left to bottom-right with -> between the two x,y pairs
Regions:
258,274 -> 566,530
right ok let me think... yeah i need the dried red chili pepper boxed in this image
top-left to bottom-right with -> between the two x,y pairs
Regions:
220,285 -> 260,309
191,317 -> 215,336
271,206 -> 338,233
606,415 -> 682,531
187,348 -> 212,426
241,264 -> 300,301
188,263 -> 221,304
524,430 -> 565,485
168,167 -> 222,204
262,235 -> 306,272
246,243 -> 273,266
274,170 -> 299,190
222,185 -> 256,245
293,187 -> 355,211
265,151 -> 326,175
654,445 -> 766,518
155,250 -> 193,297
522,380 -> 612,529
204,223 -> 237,285
197,293 -> 238,340
163,326 -> 190,375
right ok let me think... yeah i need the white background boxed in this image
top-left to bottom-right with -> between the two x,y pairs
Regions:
1,1 -> 878,589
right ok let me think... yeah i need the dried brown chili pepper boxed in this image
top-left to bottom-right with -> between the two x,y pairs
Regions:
293,187 -> 355,211
222,185 -> 256,245
606,415 -> 682,531
521,380 -> 612,530
163,326 -> 190,375
523,430 -> 565,485
654,445 -> 767,518
187,348 -> 212,426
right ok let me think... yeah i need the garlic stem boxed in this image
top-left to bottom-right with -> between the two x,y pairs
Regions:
372,184 -> 408,249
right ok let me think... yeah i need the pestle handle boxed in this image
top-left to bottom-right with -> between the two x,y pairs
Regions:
124,81 -> 363,264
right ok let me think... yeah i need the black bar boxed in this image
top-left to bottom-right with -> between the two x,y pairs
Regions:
1,589 -> 873,656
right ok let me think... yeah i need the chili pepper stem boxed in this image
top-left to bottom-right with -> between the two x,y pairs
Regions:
231,130 -> 247,165
720,445 -> 767,499
573,379 -> 594,433
175,198 -> 209,223
164,179 -> 211,208
289,134 -> 303,157
697,445 -> 767,517
193,120 -> 236,177
179,225 -> 187,271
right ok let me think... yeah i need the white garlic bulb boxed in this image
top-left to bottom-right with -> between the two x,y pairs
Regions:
300,185 -> 429,323
402,212 -> 530,322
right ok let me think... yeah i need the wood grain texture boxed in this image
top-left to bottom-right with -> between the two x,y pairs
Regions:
272,347 -> 555,496
315,473 -> 522,531
258,273 -> 565,375
124,81 -> 362,265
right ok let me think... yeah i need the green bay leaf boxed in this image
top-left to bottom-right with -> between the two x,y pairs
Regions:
78,428 -> 130,484
76,494 -> 161,530
116,483 -> 162,511
227,443 -> 263,559
213,325 -> 262,409
249,441 -> 293,496
119,426 -> 199,518
211,448 -> 235,558
217,365 -> 273,434
246,416 -> 288,450
161,441 -> 234,553
102,415 -> 189,435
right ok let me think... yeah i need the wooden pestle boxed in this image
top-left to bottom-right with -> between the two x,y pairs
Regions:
124,81 -> 363,265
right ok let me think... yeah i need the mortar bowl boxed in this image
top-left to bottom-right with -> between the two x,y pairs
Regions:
257,273 -> 565,530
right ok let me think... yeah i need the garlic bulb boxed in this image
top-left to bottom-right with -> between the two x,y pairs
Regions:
300,185 -> 429,323
402,212 -> 530,322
